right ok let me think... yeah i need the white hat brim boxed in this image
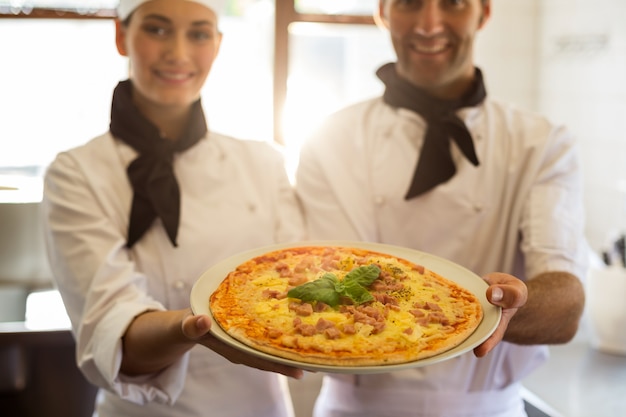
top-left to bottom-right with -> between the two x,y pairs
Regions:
117,0 -> 226,21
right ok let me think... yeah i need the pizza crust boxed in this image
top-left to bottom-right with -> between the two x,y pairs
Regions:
210,246 -> 483,367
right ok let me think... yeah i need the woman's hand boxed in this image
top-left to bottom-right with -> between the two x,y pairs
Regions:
182,311 -> 304,379
473,273 -> 528,357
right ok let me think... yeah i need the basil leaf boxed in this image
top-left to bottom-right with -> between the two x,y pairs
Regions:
287,265 -> 381,307
341,265 -> 380,304
287,273 -> 341,306
342,282 -> 375,304
343,264 -> 381,287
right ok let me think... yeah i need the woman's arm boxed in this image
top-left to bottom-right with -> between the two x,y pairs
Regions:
121,309 -> 303,379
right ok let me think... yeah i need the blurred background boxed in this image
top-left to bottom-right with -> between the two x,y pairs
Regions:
0,1 -> 625,416
1,0 -> 625,254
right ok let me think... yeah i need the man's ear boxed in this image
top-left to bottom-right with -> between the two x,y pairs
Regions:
478,0 -> 492,29
115,20 -> 129,57
375,0 -> 389,30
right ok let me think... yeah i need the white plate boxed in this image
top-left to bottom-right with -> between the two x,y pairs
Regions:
190,240 -> 501,374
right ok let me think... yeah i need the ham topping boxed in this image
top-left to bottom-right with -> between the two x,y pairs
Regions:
267,328 -> 283,338
263,289 -> 287,299
292,317 -> 343,339
289,301 -> 313,316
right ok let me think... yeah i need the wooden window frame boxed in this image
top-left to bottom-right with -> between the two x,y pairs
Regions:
273,2 -> 375,143
1,3 -> 375,144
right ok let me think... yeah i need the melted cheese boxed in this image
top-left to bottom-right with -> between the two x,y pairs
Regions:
211,246 -> 483,365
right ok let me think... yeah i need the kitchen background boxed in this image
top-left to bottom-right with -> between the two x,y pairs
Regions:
1,0 -> 625,416
2,0 -> 625,254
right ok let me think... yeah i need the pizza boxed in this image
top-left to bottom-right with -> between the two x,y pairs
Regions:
209,245 -> 484,367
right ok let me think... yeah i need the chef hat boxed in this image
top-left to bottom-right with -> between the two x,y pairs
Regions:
117,0 -> 227,21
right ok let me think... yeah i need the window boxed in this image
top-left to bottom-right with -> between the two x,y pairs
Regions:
0,1 -> 116,16
281,21 -> 394,173
0,1 -> 390,196
295,0 -> 378,15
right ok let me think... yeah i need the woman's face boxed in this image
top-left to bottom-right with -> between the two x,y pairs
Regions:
115,0 -> 222,111
379,0 -> 490,100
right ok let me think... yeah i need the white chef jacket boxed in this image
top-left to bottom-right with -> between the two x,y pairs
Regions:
42,130 -> 305,417
296,97 -> 589,417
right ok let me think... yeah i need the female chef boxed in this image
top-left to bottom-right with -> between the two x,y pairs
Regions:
42,1 -> 304,416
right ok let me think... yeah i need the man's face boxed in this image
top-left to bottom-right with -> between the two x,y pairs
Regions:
379,0 -> 490,99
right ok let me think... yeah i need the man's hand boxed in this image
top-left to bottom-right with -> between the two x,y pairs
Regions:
473,273 -> 528,357
182,311 -> 304,379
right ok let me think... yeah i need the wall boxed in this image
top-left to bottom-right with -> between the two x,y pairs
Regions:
538,0 -> 626,253
475,0 -> 541,111
474,0 -> 626,254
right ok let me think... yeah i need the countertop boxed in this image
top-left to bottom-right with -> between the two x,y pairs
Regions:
521,321 -> 626,417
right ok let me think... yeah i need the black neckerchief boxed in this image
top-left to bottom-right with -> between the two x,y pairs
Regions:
376,63 -> 486,199
109,80 -> 207,248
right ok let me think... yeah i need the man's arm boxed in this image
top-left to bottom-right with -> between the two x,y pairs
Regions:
504,271 -> 585,344
473,271 -> 585,357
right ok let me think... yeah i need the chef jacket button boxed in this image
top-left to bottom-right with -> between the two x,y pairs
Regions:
173,280 -> 186,291
374,196 -> 385,205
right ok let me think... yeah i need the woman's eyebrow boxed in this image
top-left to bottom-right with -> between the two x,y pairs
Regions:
142,14 -> 171,23
191,20 -> 215,28
142,14 -> 216,28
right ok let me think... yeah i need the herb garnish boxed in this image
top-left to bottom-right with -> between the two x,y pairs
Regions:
287,264 -> 381,307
